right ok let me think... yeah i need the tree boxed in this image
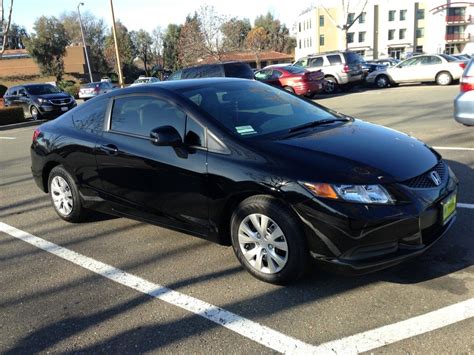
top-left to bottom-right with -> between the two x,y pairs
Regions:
321,0 -> 369,49
254,12 -> 294,53
25,16 -> 70,82
60,11 -> 108,74
104,21 -> 134,76
162,23 -> 181,71
245,27 -> 268,69
178,13 -> 205,67
131,29 -> 154,75
150,26 -> 163,69
196,5 -> 227,60
0,0 -> 14,56
1,22 -> 27,50
221,17 -> 251,51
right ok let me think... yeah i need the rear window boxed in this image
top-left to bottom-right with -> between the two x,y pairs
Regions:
344,52 -> 363,64
224,63 -> 254,79
82,82 -> 101,88
185,65 -> 223,79
309,57 -> 324,67
327,55 -> 343,65
439,54 -> 457,62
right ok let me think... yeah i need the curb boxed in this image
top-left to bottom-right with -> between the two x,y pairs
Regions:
0,120 -> 46,131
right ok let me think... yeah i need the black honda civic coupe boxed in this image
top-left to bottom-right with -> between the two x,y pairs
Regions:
30,78 -> 458,284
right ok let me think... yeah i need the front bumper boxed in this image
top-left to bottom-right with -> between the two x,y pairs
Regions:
295,168 -> 458,274
38,102 -> 77,118
454,91 -> 474,126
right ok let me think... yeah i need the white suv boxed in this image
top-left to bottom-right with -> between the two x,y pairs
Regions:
293,51 -> 364,94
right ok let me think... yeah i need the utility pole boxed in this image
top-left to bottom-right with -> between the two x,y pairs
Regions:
109,0 -> 124,87
77,2 -> 93,83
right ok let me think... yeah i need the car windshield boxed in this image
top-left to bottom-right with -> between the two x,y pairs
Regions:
25,84 -> 61,95
134,79 -> 149,84
174,80 -> 340,138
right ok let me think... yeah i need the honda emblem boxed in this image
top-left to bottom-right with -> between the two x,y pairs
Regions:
429,171 -> 442,186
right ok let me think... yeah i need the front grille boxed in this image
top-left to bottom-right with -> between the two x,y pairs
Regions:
50,98 -> 72,105
402,161 -> 447,189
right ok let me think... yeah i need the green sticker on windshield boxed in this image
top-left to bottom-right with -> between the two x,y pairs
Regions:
235,125 -> 257,135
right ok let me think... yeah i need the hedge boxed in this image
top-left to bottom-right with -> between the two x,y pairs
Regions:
0,107 -> 25,125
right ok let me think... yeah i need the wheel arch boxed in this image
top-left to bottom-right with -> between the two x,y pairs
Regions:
42,161 -> 61,192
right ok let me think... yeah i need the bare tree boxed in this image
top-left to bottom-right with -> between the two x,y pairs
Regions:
245,27 -> 268,69
196,5 -> 227,61
321,0 -> 368,49
1,0 -> 14,56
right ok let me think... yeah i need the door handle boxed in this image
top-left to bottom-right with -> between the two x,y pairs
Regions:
100,144 -> 118,155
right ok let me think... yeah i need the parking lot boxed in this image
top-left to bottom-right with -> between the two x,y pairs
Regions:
0,84 -> 473,353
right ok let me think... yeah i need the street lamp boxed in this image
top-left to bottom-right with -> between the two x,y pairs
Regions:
77,2 -> 94,83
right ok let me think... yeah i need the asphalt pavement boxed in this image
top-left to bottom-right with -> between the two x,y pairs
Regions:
0,84 -> 473,353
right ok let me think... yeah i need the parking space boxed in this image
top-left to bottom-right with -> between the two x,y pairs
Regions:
1,85 -> 473,353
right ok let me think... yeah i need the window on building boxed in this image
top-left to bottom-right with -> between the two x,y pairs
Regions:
298,39 -> 301,49
416,45 -> 423,53
446,25 -> 465,35
299,22 -> 301,32
358,31 -> 366,42
359,12 -> 366,23
347,32 -> 355,44
319,34 -> 325,46
388,47 -> 405,60
347,13 -> 355,24
388,29 -> 395,40
447,7 -> 466,17
400,10 -> 407,21
319,15 -> 324,27
389,10 -> 396,21
416,9 -> 425,20
309,19 -> 312,29
416,28 -> 424,38
399,29 -> 406,39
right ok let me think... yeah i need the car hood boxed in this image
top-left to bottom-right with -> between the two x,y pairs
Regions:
34,93 -> 72,100
259,119 -> 439,184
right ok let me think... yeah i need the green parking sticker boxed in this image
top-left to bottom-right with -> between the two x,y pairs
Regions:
235,125 -> 257,135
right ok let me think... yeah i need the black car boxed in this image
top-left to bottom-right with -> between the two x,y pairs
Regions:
167,61 -> 254,81
4,83 -> 77,120
30,78 -> 458,284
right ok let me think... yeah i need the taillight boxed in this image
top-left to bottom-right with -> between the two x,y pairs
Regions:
32,128 -> 41,142
459,62 -> 466,69
342,64 -> 350,73
94,85 -> 100,93
460,76 -> 474,92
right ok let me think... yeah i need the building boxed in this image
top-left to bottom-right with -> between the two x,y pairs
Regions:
295,0 -> 474,60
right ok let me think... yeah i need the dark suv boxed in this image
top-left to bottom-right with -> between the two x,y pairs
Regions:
168,62 -> 254,81
4,84 -> 77,120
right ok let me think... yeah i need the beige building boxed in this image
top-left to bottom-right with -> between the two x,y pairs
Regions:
295,0 -> 474,60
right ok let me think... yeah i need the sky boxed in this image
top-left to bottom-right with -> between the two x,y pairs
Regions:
11,0 -> 317,34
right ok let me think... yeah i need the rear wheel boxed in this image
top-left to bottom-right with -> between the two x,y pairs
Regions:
48,165 -> 86,222
436,72 -> 452,86
375,75 -> 390,88
324,77 -> 338,94
231,195 -> 308,284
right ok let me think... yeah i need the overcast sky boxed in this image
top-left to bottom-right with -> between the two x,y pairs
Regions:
12,0 -> 317,34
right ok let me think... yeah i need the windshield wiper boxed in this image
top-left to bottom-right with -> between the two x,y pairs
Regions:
288,117 -> 351,133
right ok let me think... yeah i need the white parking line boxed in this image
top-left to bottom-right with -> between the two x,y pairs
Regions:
0,137 -> 16,140
458,203 -> 474,210
0,222 -> 315,353
1,221 -> 474,354
433,146 -> 474,151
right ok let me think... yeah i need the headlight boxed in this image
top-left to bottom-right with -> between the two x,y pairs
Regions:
36,98 -> 49,105
302,182 -> 395,204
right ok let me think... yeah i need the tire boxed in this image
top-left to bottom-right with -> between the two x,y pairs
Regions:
324,77 -> 338,94
30,106 -> 41,121
48,165 -> 86,222
436,71 -> 452,86
230,195 -> 308,284
375,75 -> 390,88
283,86 -> 295,94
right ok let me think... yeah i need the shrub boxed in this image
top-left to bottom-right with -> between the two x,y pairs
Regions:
58,80 -> 80,98
0,107 -> 25,125
0,84 -> 7,98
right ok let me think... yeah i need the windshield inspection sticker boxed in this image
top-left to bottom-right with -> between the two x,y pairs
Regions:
235,125 -> 257,135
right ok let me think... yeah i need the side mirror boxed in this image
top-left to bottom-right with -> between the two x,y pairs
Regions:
150,126 -> 182,147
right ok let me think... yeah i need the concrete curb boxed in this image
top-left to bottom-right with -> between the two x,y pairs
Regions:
0,120 -> 46,131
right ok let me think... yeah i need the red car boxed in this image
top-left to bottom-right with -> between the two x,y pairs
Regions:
254,66 -> 325,97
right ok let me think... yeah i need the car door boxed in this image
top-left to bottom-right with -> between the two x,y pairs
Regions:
16,87 -> 30,114
95,93 -> 209,235
419,56 -> 443,81
389,57 -> 422,82
3,87 -> 17,107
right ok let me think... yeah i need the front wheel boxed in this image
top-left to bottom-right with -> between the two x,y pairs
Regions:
283,86 -> 295,94
231,196 -> 308,284
375,75 -> 389,88
30,106 -> 41,120
436,72 -> 452,86
324,77 -> 338,94
48,165 -> 86,222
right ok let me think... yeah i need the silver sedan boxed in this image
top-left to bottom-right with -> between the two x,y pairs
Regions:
367,54 -> 466,88
454,59 -> 474,126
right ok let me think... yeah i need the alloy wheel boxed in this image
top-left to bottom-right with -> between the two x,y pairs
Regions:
31,107 -> 39,120
238,213 -> 289,274
50,176 -> 74,216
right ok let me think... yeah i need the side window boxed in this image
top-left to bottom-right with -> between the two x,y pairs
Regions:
198,65 -> 223,78
422,56 -> 442,65
309,57 -> 324,67
400,58 -> 419,67
271,70 -> 283,79
185,117 -> 205,147
168,70 -> 182,80
255,70 -> 271,80
327,55 -> 342,65
294,58 -> 308,67
110,96 -> 186,137
72,98 -> 107,133
18,88 -> 26,96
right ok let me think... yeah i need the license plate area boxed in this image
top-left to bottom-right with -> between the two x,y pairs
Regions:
440,193 -> 457,225
61,107 -> 68,112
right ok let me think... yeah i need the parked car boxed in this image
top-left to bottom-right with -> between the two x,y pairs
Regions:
168,62 -> 254,81
451,54 -> 471,61
78,81 -> 115,100
366,54 -> 466,88
262,63 -> 293,69
31,78 -> 458,284
361,61 -> 386,78
454,58 -> 474,126
130,76 -> 160,86
367,58 -> 400,67
254,65 -> 325,97
293,51 -> 364,94
4,83 -> 77,120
